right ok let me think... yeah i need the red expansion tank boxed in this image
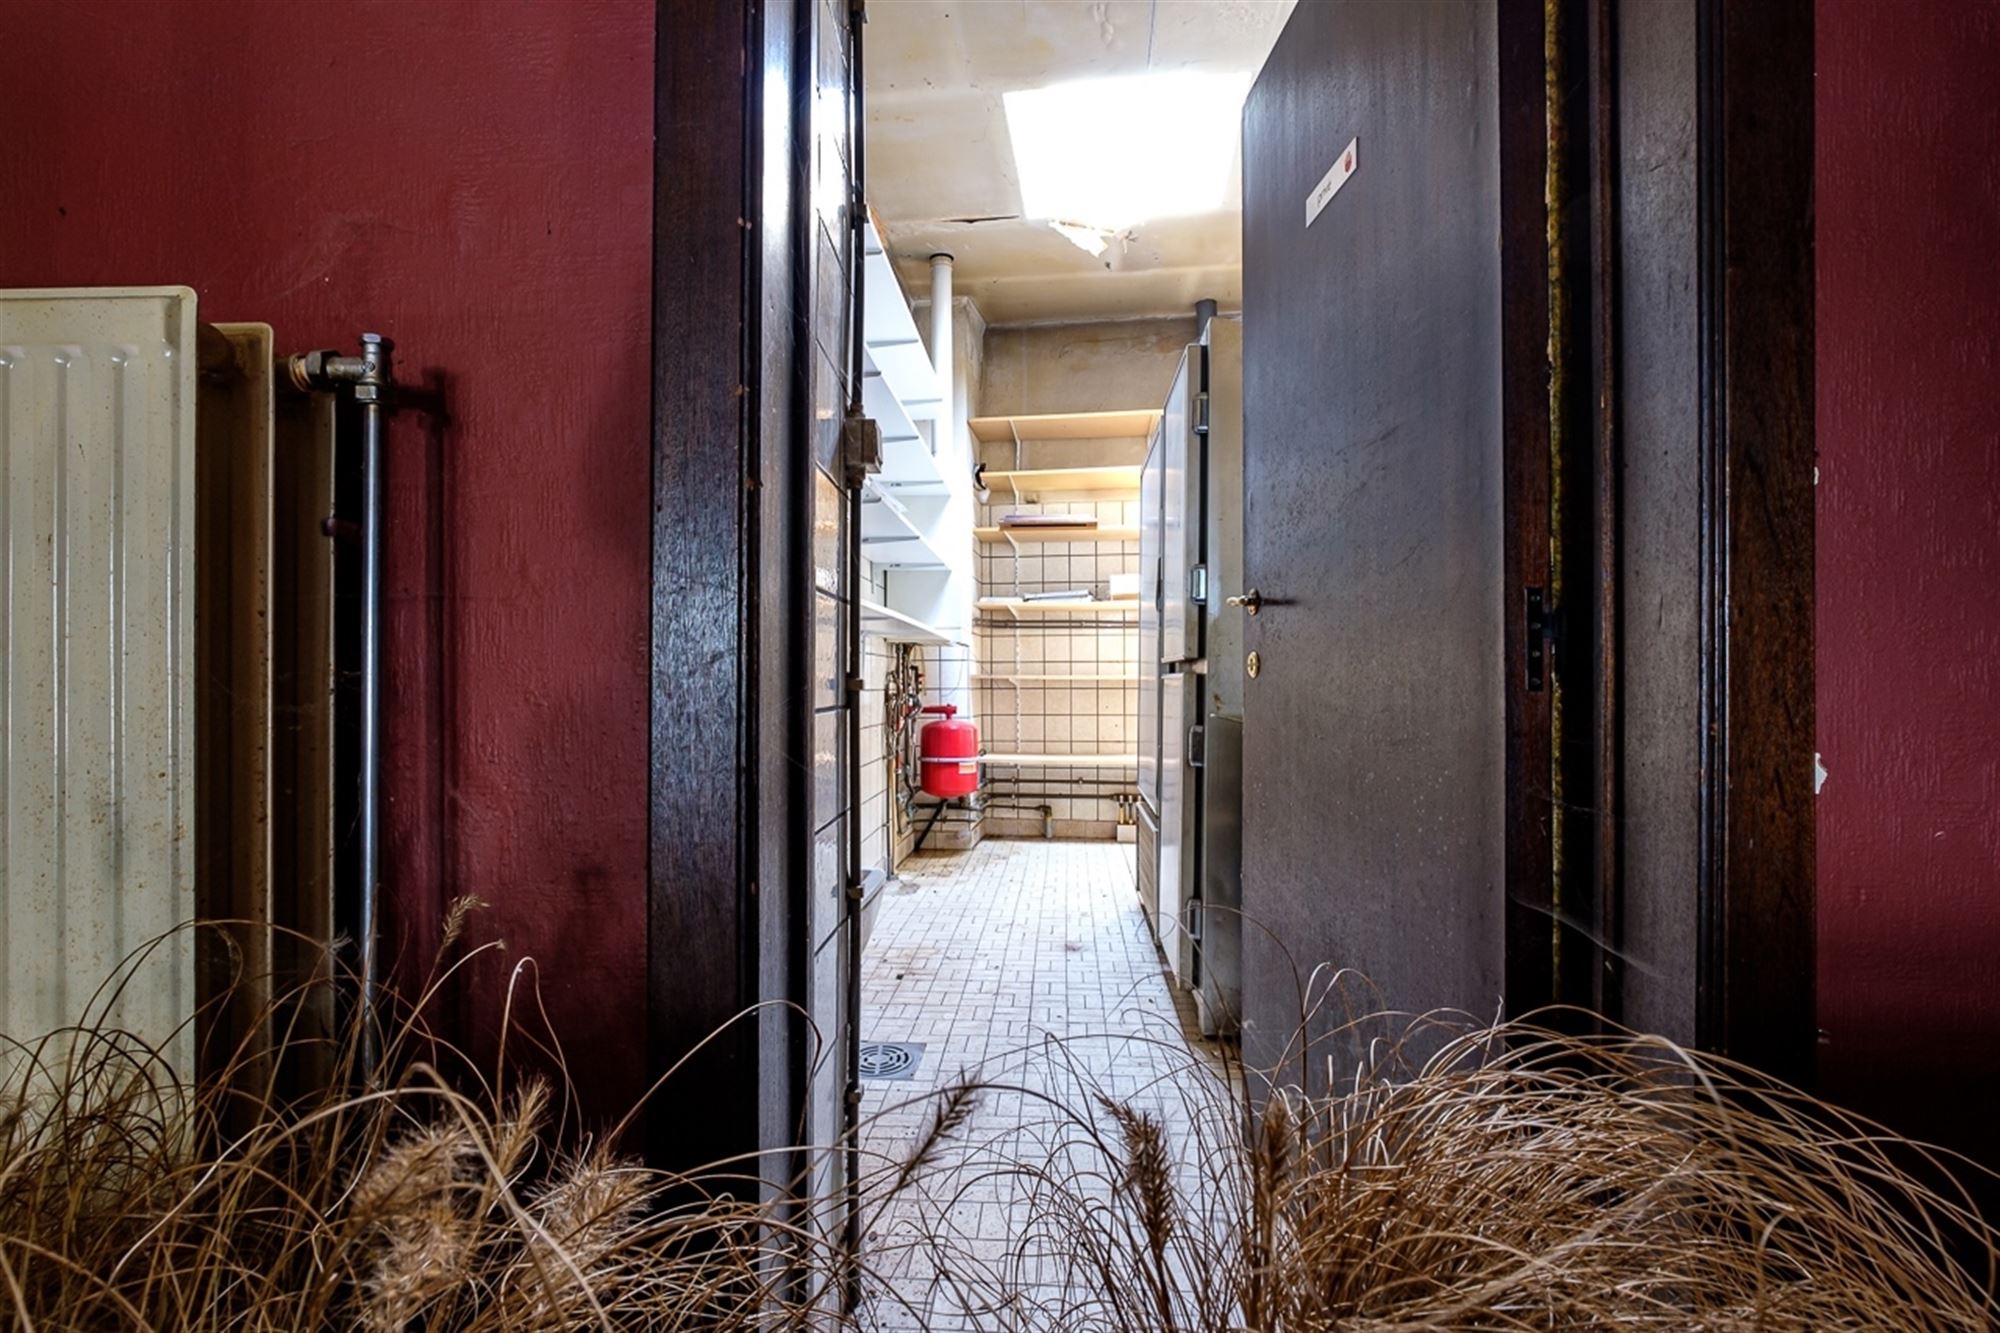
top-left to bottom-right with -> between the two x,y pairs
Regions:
918,704 -> 980,798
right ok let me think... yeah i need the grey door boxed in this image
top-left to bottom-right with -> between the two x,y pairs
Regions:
1137,434 -> 1164,813
1159,349 -> 1204,665
1238,0 -> 1505,1077
1158,669 -> 1198,983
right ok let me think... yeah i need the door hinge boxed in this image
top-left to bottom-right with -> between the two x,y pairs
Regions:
1188,564 -> 1208,603
1195,390 -> 1210,436
1186,898 -> 1203,941
1188,723 -> 1206,769
840,413 -> 882,488
1525,586 -> 1562,692
844,672 -> 865,706
846,875 -> 864,903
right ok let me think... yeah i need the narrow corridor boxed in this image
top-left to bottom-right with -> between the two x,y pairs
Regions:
855,839 -> 1228,1329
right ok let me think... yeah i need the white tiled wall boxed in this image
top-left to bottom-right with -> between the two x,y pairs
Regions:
860,635 -> 891,875
975,493 -> 1141,839
862,564 -> 983,870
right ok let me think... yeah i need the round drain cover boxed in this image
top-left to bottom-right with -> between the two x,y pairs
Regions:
859,1042 -> 920,1079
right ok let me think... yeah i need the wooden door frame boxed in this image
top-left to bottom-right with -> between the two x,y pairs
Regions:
647,0 -> 818,1173
1692,0 -> 1814,1087
1498,0 -> 1814,1084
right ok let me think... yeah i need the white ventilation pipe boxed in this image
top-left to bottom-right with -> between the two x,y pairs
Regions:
929,252 -> 955,451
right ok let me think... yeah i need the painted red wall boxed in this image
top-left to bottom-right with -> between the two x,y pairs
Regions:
1816,0 -> 2000,1163
0,0 -> 656,1123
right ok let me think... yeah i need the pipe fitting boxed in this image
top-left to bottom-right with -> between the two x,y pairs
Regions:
285,333 -> 394,401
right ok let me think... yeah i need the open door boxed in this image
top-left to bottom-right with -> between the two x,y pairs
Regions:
1238,0 -> 1507,1074
1237,0 -> 1814,1085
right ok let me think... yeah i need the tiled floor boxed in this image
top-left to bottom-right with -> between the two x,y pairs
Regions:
854,839 -> 1232,1330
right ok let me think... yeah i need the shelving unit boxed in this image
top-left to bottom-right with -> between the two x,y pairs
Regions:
976,524 -> 1139,545
981,752 -> 1137,770
860,481 -> 950,568
857,214 -> 972,648
973,672 -> 1139,684
981,465 -> 1141,502
860,597 -> 961,647
863,225 -> 943,425
976,597 -> 1139,619
969,410 -> 1161,444
970,409 -> 1147,806
864,368 -> 946,493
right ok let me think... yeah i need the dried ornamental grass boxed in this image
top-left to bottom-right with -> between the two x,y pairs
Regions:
2,914 -> 1995,1331
869,1004 -> 1999,1330
0,907 -> 861,1330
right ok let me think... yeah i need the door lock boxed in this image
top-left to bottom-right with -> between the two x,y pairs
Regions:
1225,588 -> 1264,615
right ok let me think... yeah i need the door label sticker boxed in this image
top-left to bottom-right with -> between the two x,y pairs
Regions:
1306,137 -> 1358,227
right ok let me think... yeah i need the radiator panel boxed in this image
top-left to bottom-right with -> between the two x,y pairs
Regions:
1,288 -> 198,1074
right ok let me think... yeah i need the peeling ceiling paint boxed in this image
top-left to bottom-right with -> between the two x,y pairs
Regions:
866,0 -> 1295,325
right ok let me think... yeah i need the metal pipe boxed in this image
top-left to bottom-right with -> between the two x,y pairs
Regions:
1195,297 -> 1218,338
913,799 -> 951,853
929,253 -> 955,447
355,335 -> 389,1078
286,333 -> 393,1079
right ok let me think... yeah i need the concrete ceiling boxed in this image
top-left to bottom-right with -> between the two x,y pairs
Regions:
865,0 -> 1295,327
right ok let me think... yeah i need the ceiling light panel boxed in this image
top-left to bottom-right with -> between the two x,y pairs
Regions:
1002,71 -> 1251,234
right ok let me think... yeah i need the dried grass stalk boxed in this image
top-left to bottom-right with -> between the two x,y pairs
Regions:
3,915 -> 1994,1331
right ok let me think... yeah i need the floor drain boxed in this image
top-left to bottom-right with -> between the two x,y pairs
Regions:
859,1041 -> 924,1080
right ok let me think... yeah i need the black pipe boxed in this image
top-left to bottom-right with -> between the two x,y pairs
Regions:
286,337 -> 393,1080
913,799 -> 950,853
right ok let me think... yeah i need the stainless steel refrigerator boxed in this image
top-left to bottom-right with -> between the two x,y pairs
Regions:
1135,317 -> 1244,1037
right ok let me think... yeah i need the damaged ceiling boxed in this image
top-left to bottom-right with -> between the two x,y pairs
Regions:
865,0 -> 1295,326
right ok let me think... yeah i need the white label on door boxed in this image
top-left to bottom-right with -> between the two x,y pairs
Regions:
1306,137 -> 1359,227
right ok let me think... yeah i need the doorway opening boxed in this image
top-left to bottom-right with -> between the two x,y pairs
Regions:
849,0 -> 1290,1314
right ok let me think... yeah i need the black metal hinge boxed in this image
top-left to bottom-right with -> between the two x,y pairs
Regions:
840,413 -> 881,488
1525,586 -> 1564,692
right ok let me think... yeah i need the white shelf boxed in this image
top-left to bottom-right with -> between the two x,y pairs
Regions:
974,673 -> 1140,684
864,358 -> 948,494
860,597 -> 961,646
977,597 -> 1139,619
982,465 -> 1140,500
969,410 -> 1162,444
863,221 -> 944,422
982,752 -> 1137,769
861,483 -> 950,568
976,525 -> 1139,545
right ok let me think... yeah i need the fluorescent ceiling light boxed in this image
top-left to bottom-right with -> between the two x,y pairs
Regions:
1003,71 -> 1250,234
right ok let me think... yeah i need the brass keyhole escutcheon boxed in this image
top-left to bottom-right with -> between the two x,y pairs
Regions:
1246,650 -> 1260,679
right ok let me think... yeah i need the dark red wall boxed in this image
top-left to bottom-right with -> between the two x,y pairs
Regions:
1816,0 -> 2000,1162
0,0 -> 656,1122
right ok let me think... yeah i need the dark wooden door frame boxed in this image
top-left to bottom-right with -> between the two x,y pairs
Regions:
1692,0 -> 1815,1087
1498,0 -> 1814,1084
647,0 -> 819,1174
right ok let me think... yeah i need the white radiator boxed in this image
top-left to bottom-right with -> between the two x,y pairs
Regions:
0,288 -> 198,1076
